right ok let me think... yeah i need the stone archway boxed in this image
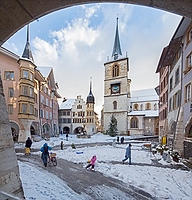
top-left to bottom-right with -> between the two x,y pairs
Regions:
63,126 -> 70,134
10,121 -> 20,142
0,0 -> 192,46
74,126 -> 84,134
42,123 -> 51,136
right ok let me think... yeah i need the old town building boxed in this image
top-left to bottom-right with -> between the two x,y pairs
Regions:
0,26 -> 61,142
59,81 -> 99,135
156,17 -> 192,158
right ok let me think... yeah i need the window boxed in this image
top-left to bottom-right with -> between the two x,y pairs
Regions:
8,104 -> 13,114
22,86 -> 28,96
30,105 -> 34,114
112,65 -> 119,77
29,87 -> 33,97
185,84 -> 191,102
40,109 -> 44,118
50,100 -> 52,108
175,67 -> 179,85
154,103 -> 157,110
46,98 -> 48,106
170,77 -> 173,91
34,108 -> 38,117
34,93 -> 37,103
41,95 -> 44,104
22,103 -> 27,114
134,103 -> 138,110
77,105 -> 82,109
130,117 -> 138,128
140,104 -> 143,110
173,90 -> 181,109
146,103 -> 151,110
169,98 -> 172,112
8,88 -> 14,97
187,53 -> 192,67
113,101 -> 117,109
46,111 -> 49,119
29,72 -> 33,81
187,28 -> 192,43
5,71 -> 14,80
23,70 -> 28,79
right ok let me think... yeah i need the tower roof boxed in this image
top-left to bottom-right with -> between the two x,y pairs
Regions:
86,79 -> 95,104
22,25 -> 34,62
112,18 -> 122,60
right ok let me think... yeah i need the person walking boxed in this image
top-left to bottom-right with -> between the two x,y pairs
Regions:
66,133 -> 69,141
25,137 -> 32,154
61,141 -> 64,150
86,155 -> 97,170
122,143 -> 132,165
40,143 -> 52,167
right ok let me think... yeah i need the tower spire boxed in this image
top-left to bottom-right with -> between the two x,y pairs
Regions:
112,17 -> 122,60
89,77 -> 92,93
22,24 -> 34,62
86,77 -> 95,104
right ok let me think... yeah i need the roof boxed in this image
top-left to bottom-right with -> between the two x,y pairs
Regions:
22,25 -> 34,62
111,18 -> 122,61
128,110 -> 159,117
130,88 -> 159,102
59,99 -> 75,110
156,17 -> 192,73
86,81 -> 95,104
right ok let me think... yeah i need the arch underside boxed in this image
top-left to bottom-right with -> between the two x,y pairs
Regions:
0,0 -> 192,46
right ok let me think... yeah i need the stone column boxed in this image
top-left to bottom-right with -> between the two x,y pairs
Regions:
0,73 -> 24,198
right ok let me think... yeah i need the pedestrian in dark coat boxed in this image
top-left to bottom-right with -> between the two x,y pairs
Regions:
61,141 -> 64,150
25,137 -> 32,148
122,143 -> 132,165
66,133 -> 69,141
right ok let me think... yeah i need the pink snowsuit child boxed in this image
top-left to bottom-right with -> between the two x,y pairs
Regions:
86,155 -> 97,170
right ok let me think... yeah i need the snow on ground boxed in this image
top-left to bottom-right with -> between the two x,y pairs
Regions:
16,133 -> 192,200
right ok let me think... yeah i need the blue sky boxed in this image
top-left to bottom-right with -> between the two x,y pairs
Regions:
3,3 -> 182,115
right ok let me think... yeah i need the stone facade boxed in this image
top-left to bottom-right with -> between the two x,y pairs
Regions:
104,58 -> 130,135
59,94 -> 98,135
0,73 -> 24,198
156,17 -> 192,157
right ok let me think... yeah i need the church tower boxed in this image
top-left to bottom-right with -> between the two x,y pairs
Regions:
103,18 -> 131,135
86,78 -> 96,135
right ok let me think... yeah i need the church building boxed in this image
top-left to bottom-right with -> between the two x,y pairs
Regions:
103,18 -> 159,136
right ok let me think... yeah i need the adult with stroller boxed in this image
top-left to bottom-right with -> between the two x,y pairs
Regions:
122,143 -> 132,165
40,143 -> 52,167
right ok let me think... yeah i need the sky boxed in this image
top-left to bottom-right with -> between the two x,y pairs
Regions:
2,3 -> 182,115
15,133 -> 192,200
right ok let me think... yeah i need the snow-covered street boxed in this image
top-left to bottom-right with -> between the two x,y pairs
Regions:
16,133 -> 192,200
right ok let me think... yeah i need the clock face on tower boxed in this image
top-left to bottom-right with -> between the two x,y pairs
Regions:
111,84 -> 120,94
